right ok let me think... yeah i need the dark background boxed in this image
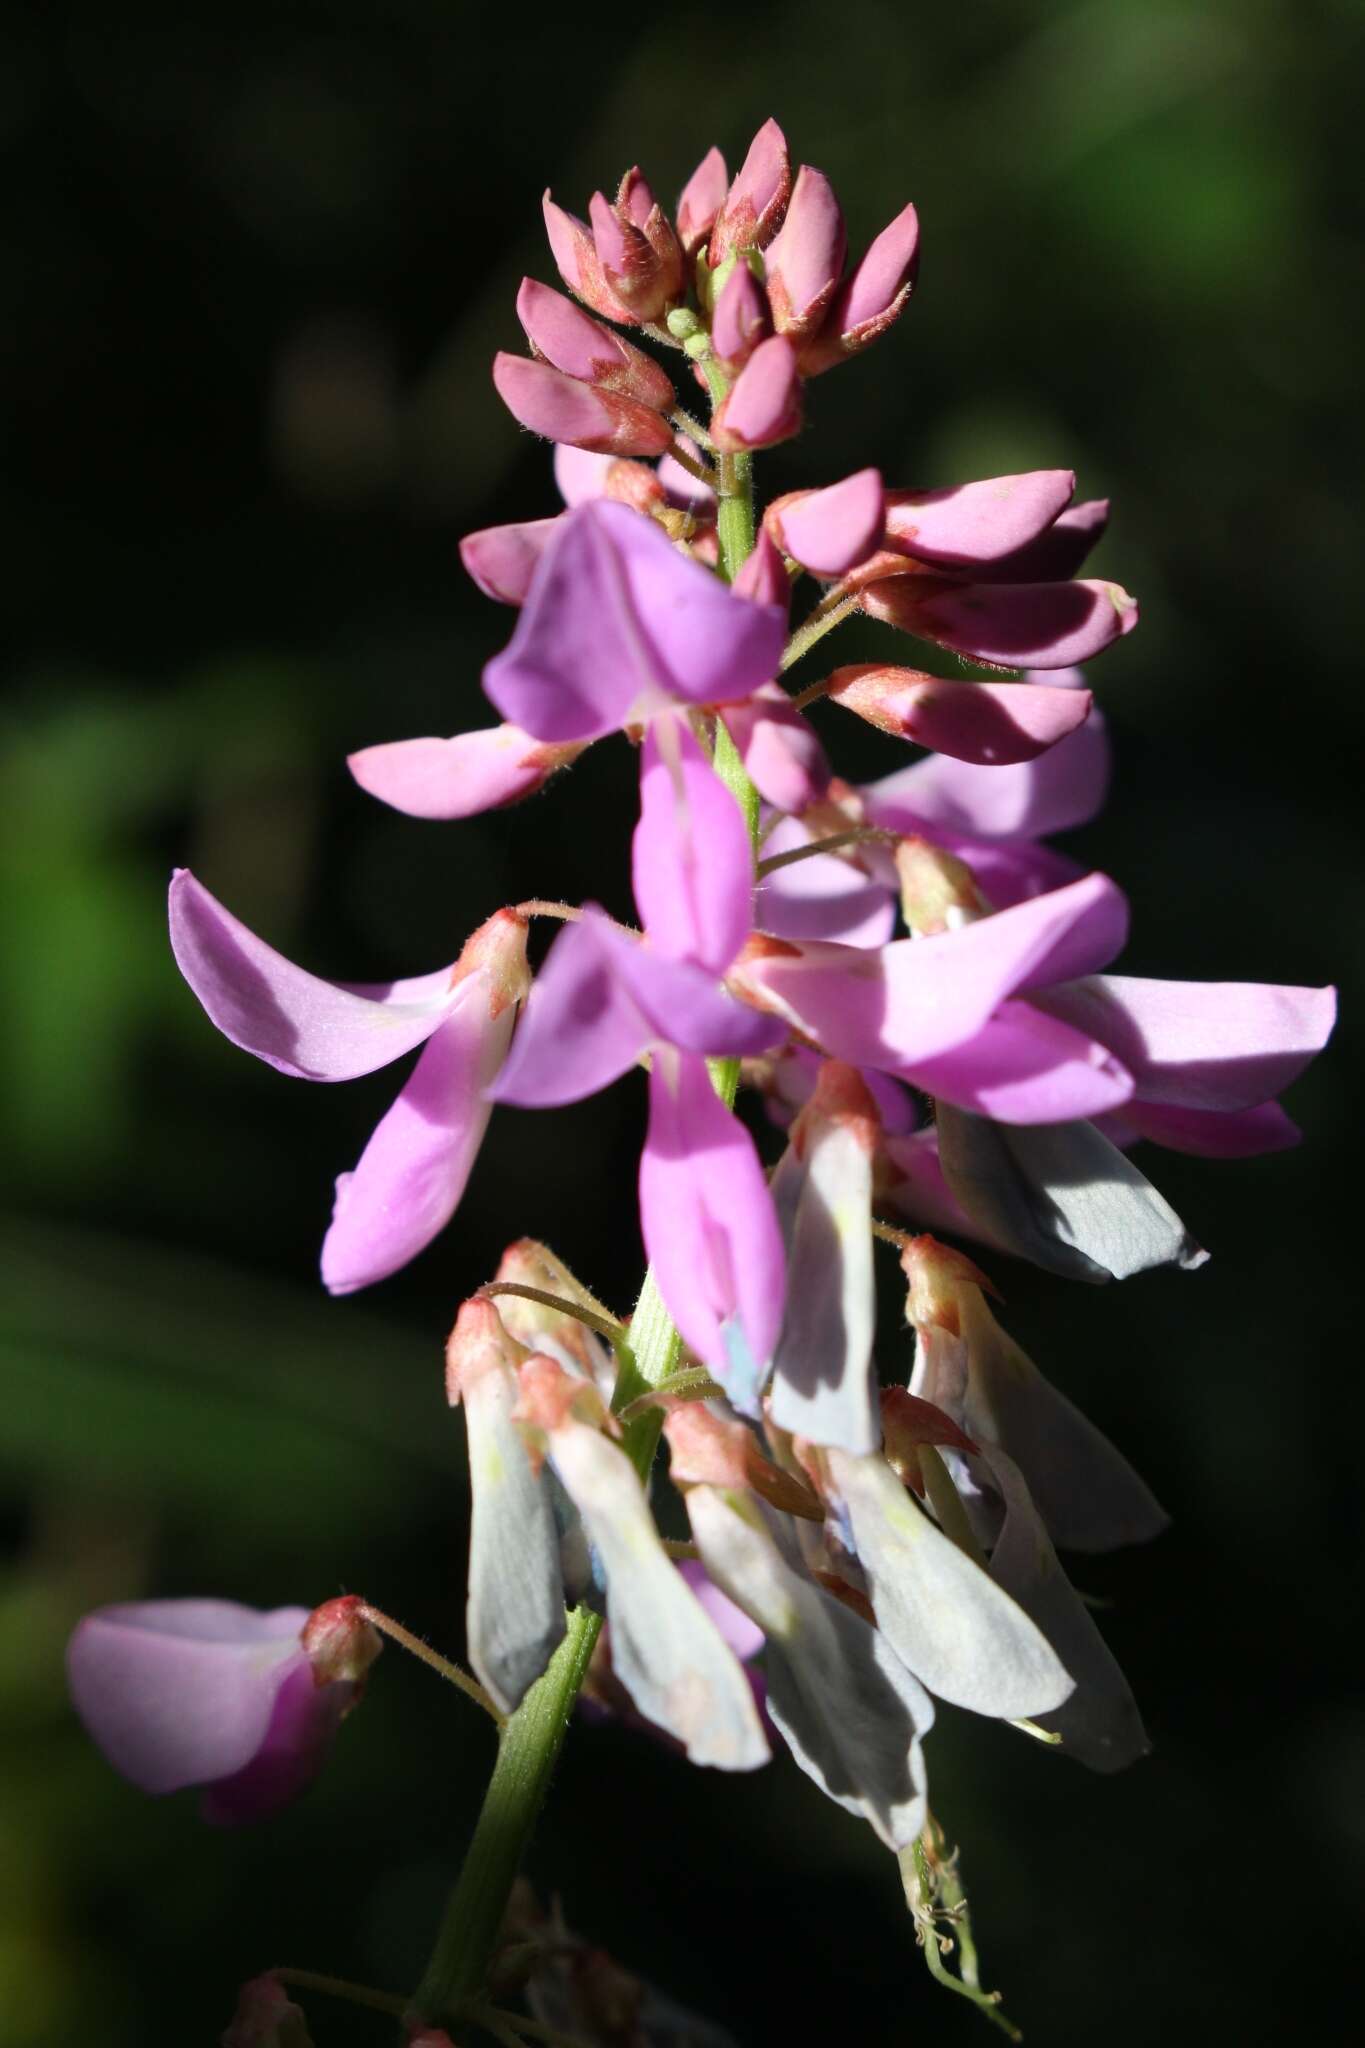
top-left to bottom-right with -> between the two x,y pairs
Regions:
3,2 -> 1362,2042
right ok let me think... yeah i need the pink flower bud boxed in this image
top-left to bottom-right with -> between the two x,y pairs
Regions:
222,1975 -> 314,2047
676,144 -> 728,255
350,725 -> 585,820
663,1403 -> 823,1518
459,517 -> 559,604
444,1291 -> 529,1408
588,189 -> 677,322
617,165 -> 685,301
767,468 -> 884,575
800,200 -> 920,375
516,279 -> 675,411
710,262 -> 771,369
711,335 -> 802,452
828,665 -> 1094,764
711,117 -> 791,264
301,1594 -> 382,1686
764,165 -> 847,341
541,191 -> 636,323
492,352 -> 673,457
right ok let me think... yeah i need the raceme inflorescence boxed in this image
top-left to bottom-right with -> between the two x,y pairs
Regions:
68,119 -> 1336,2046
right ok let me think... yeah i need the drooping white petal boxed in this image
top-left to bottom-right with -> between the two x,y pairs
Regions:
976,1443 -> 1149,1771
688,1487 -> 932,1849
823,1446 -> 1073,1719
936,1108 -> 1207,1283
769,1067 -> 880,1453
549,1422 -> 770,1770
463,1355 -> 566,1714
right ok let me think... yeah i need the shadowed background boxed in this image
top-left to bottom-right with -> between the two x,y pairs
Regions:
3,1 -> 1362,2041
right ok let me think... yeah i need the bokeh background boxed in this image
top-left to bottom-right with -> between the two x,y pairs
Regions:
4,1 -> 1362,2041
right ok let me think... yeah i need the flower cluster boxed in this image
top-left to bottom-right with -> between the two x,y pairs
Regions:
69,117 -> 1336,2037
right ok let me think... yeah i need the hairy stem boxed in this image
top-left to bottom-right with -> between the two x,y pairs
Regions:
409,1607 -> 603,2024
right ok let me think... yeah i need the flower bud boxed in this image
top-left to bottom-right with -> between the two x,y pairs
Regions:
300,1595 -> 383,1687
895,835 -> 989,935
541,191 -> 636,322
349,726 -> 585,820
221,1976 -> 314,2048
492,353 -> 674,457
616,165 -> 685,303
828,665 -> 1093,765
676,144 -> 728,256
588,188 -> 677,322
516,279 -> 675,410
710,117 -> 791,264
710,261 -> 770,369
764,165 -> 847,341
799,200 -> 920,374
711,335 -> 802,452
766,468 -> 884,575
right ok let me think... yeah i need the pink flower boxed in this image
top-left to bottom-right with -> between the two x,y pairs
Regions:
492,715 -> 786,1392
169,874 -> 529,1292
482,500 -> 786,743
67,1600 -> 358,1824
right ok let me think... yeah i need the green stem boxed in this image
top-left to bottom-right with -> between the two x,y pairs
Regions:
409,1607 -> 603,2024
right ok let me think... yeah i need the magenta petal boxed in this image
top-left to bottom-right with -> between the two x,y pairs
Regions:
904,1000 -> 1134,1123
720,685 -> 830,814
773,469 -> 884,575
884,471 -> 1075,568
348,727 -> 579,820
640,1051 -> 785,1400
459,518 -> 560,605
861,707 -> 1111,842
990,499 -> 1110,583
66,1600 -> 311,1795
200,1656 -> 346,1825
321,982 -> 514,1294
833,670 -> 1092,764
489,913 -> 654,1108
737,873 -> 1127,1068
1035,975 -> 1338,1113
553,444 -> 615,506
169,870 -> 456,1082
616,943 -> 783,1059
632,713 -> 752,972
484,501 -> 786,743
754,815 -> 897,948
1115,1099 -> 1302,1158
883,577 -> 1139,668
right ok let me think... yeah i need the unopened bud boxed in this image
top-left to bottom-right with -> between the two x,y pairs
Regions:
711,335 -> 802,452
515,279 -> 675,411
676,144 -> 729,256
541,191 -> 636,323
221,1976 -> 313,2048
764,165 -> 847,341
767,469 -> 884,576
492,353 -> 673,458
445,1293 -> 529,1408
799,200 -> 920,375
301,1595 -> 382,1687
895,836 -> 989,936
710,117 -> 791,265
711,262 -> 771,369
